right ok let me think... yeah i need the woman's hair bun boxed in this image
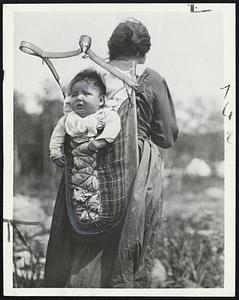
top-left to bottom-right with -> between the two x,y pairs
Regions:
108,18 -> 151,60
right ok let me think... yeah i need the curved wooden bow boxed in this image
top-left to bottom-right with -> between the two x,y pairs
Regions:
19,39 -> 138,98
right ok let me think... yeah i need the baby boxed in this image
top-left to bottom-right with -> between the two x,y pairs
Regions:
49,68 -> 121,166
49,68 -> 121,222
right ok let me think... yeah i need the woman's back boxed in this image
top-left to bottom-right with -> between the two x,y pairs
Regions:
106,60 -> 178,149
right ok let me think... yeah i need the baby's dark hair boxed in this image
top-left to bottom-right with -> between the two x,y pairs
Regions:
67,69 -> 106,96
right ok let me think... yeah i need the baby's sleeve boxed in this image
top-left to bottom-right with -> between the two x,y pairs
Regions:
95,110 -> 121,143
49,116 -> 66,160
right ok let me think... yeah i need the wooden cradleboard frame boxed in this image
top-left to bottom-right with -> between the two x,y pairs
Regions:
19,36 -> 139,221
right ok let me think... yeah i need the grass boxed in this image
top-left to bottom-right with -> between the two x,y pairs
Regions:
155,215 -> 224,288
154,175 -> 224,288
13,235 -> 45,288
12,174 -> 224,288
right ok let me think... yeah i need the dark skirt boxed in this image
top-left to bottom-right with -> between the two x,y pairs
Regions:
65,243 -> 118,288
44,139 -> 163,288
43,173 -> 121,288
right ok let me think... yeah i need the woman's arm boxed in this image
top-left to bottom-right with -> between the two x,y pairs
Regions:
152,77 -> 179,148
142,68 -> 178,148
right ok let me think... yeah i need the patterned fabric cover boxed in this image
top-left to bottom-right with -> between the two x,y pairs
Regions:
64,99 -> 130,236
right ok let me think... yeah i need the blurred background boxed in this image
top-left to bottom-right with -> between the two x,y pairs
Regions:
12,6 -> 224,288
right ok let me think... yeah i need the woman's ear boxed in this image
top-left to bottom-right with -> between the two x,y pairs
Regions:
99,95 -> 105,107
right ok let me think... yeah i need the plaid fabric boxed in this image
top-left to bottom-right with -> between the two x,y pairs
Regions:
65,99 -> 130,235
96,99 -> 130,230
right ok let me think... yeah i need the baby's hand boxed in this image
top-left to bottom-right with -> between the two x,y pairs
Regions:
88,139 -> 108,153
52,156 -> 66,167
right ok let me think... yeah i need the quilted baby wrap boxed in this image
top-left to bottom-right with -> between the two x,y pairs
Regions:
64,99 -> 130,240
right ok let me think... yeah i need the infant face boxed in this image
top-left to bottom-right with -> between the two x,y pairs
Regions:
70,81 -> 104,117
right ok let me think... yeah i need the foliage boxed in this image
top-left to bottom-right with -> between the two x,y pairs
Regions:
13,175 -> 224,288
153,175 -> 224,288
13,230 -> 45,288
156,215 -> 223,288
176,96 -> 224,134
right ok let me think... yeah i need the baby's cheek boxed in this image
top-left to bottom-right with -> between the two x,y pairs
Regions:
88,103 -> 100,113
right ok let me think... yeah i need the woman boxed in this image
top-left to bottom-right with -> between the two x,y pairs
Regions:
106,18 -> 178,288
44,18 -> 178,288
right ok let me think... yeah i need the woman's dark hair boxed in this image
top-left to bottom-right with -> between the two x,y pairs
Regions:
67,69 -> 106,96
108,18 -> 151,60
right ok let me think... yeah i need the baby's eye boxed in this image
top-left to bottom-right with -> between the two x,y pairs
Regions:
71,93 -> 78,97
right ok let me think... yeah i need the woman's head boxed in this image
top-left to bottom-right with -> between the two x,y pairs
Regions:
108,17 -> 151,61
67,69 -> 106,117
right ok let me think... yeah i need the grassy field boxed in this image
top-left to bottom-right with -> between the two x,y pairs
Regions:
155,175 -> 224,288
12,174 -> 224,288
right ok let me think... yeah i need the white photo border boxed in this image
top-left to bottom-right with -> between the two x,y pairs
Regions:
3,3 -> 235,297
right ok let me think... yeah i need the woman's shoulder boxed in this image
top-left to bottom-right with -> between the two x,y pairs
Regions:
141,67 -> 165,84
137,67 -> 166,95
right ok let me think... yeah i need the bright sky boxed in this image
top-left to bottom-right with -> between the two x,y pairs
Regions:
13,4 -> 224,114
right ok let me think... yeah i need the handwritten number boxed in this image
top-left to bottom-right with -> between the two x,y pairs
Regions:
220,85 -> 233,144
222,102 -> 228,117
220,84 -> 230,99
222,102 -> 232,120
228,112 -> 232,121
222,103 -> 232,121
226,132 -> 233,144
221,84 -> 233,122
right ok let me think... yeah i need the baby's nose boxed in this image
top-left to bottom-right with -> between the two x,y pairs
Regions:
77,94 -> 84,102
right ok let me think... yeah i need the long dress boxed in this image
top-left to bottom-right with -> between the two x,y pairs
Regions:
43,61 -> 178,288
